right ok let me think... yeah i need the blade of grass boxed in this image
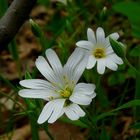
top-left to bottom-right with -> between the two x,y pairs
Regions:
0,91 -> 25,111
96,99 -> 140,122
8,40 -> 22,79
134,57 -> 140,120
0,74 -> 17,92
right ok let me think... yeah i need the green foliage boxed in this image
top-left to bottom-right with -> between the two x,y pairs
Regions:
113,2 -> 140,39
1,0 -> 140,139
129,45 -> 140,57
131,122 -> 140,129
100,126 -> 110,140
59,116 -> 88,128
37,0 -> 49,5
96,99 -> 140,122
108,72 -> 125,86
0,0 -> 8,18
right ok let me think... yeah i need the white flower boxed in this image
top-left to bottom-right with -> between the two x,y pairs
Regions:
19,48 -> 96,124
76,27 -> 123,74
51,0 -> 72,5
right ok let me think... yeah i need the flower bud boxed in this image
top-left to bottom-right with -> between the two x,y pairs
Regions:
100,6 -> 107,21
29,19 -> 42,37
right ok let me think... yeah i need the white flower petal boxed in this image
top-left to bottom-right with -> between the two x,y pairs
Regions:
70,104 -> 85,117
64,48 -> 88,83
35,56 -> 57,83
86,55 -> 97,69
48,99 -> 65,123
87,28 -> 96,44
76,41 -> 93,50
45,49 -> 63,81
19,79 -> 55,90
96,27 -> 105,43
97,59 -> 106,74
73,83 -> 96,96
105,33 -> 119,47
18,89 -> 59,100
37,99 -> 65,124
37,100 -> 56,124
107,32 -> 119,40
64,105 -> 79,120
70,94 -> 92,105
73,50 -> 89,83
106,46 -> 114,55
108,54 -> 123,65
105,58 -> 118,71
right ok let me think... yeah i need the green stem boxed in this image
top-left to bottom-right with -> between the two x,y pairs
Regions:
29,115 -> 40,140
24,99 -> 40,140
81,107 -> 99,139
42,123 -> 55,140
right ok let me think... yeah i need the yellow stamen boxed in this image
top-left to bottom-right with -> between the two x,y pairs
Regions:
60,87 -> 71,98
93,47 -> 105,58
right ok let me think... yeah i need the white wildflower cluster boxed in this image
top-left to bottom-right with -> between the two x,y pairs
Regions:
19,27 -> 123,124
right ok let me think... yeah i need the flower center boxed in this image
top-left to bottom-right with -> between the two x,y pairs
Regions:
93,47 -> 105,59
60,86 -> 72,98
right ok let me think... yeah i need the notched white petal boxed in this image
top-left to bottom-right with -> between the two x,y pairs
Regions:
70,94 -> 92,105
86,55 -> 96,69
76,41 -> 93,50
87,28 -> 96,44
35,56 -> 56,83
105,33 -> 119,47
108,32 -> 119,40
64,106 -> 79,120
108,54 -> 123,65
37,101 -> 56,124
73,83 -> 96,96
48,99 -> 65,123
19,79 -> 54,90
37,99 -> 65,124
105,59 -> 118,71
70,104 -> 85,117
96,27 -> 105,43
18,89 -> 59,100
97,59 -> 106,74
45,49 -> 63,73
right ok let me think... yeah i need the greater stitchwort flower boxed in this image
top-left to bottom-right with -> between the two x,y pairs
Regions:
19,48 -> 96,124
76,27 -> 123,74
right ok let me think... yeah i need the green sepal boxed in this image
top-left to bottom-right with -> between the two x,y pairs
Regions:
109,37 -> 126,58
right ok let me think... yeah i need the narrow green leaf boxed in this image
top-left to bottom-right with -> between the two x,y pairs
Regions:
96,100 -> 140,122
114,99 -> 140,111
113,2 -> 140,39
25,71 -> 32,79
